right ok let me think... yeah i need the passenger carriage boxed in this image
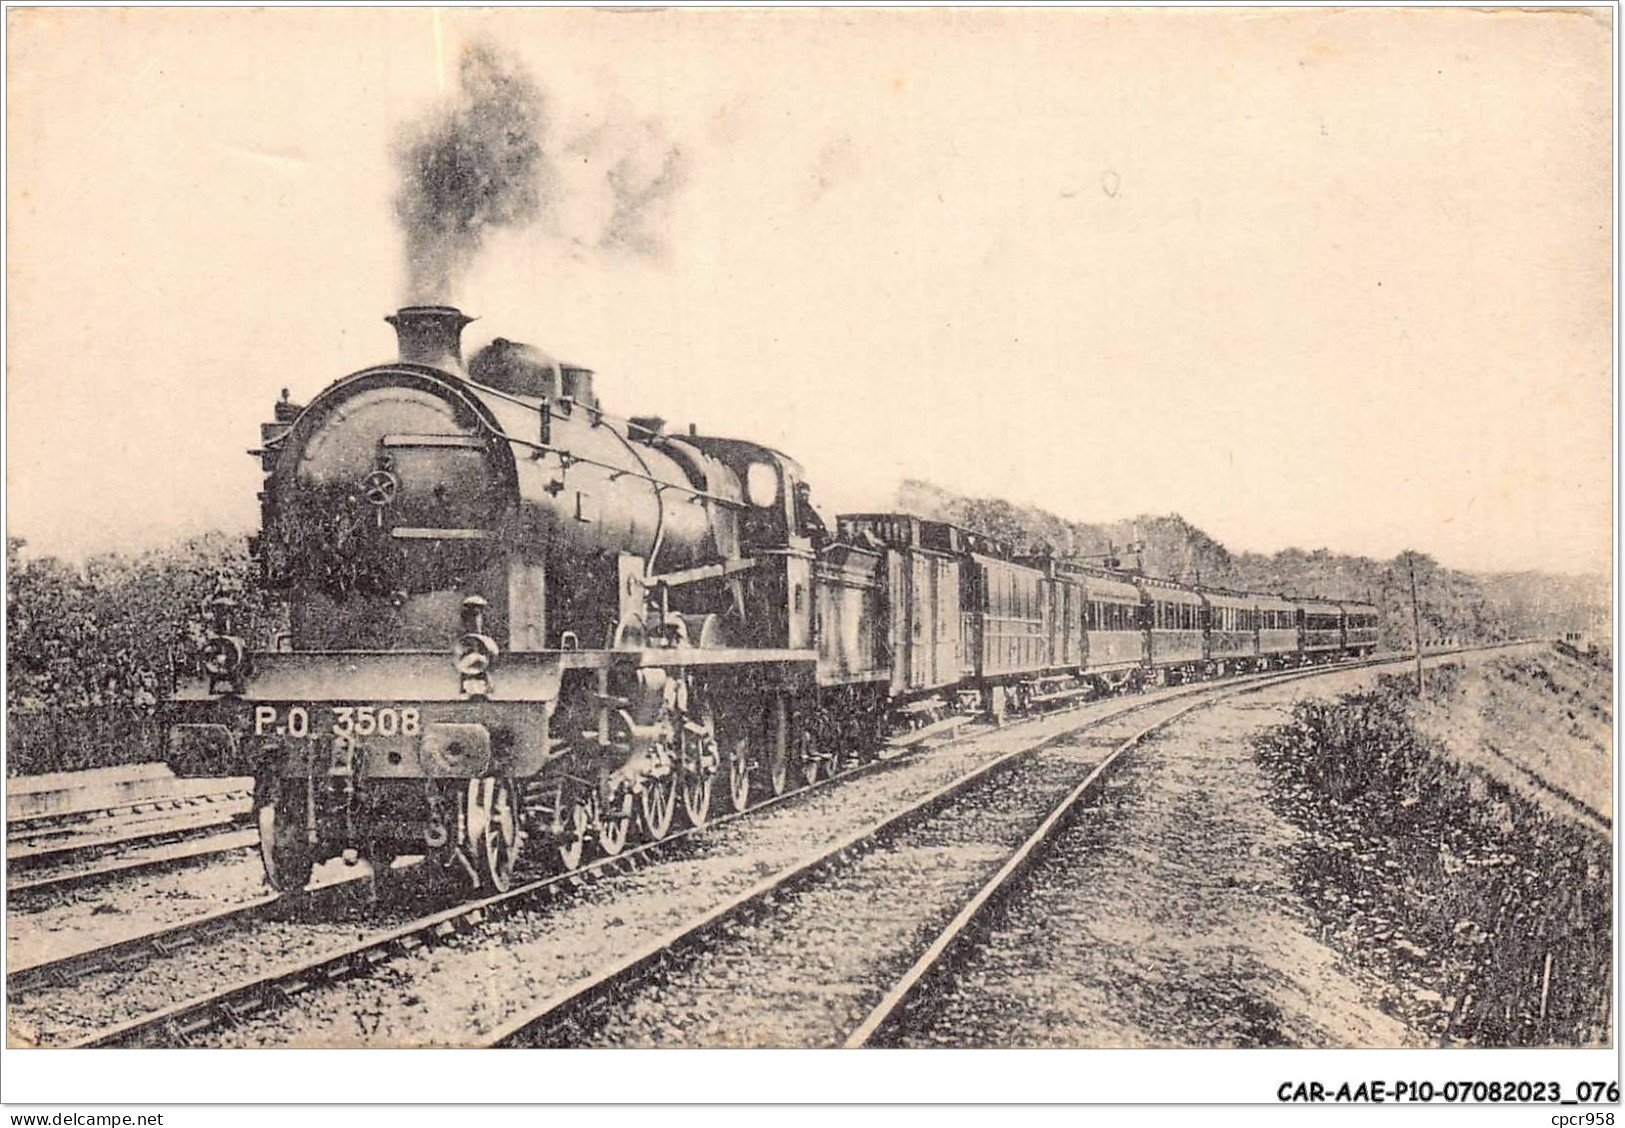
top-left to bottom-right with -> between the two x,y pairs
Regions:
1255,594 -> 1300,668
1339,601 -> 1380,657
1201,589 -> 1258,676
1065,563 -> 1146,690
963,547 -> 1052,713
1137,576 -> 1205,683
1297,598 -> 1344,662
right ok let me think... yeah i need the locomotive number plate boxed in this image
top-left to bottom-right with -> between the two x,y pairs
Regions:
252,705 -> 422,739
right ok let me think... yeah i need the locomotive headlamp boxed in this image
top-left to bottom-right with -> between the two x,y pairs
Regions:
454,633 -> 500,676
200,594 -> 247,693
455,596 -> 498,695
200,633 -> 248,695
201,634 -> 247,677
455,632 -> 500,698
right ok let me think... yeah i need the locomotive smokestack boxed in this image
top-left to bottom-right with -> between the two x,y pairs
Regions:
387,306 -> 474,371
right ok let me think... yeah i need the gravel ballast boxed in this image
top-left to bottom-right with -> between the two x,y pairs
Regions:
891,650 -> 1536,1048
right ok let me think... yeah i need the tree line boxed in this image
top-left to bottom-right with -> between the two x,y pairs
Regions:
6,534 -> 284,774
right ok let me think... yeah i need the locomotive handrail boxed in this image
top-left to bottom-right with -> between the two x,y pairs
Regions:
464,375 -> 660,442
644,558 -> 760,589
504,433 -> 747,509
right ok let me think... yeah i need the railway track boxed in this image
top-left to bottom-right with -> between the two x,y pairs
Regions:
845,645 -> 1535,1048
845,673 -> 1295,1047
11,678 -> 1009,1046
14,647 -> 1521,1049
485,647 -> 1528,1048
6,783 -> 252,847
6,788 -> 255,898
6,867 -> 386,1003
24,666 -> 1278,1048
483,662 -> 1355,1047
7,826 -> 259,896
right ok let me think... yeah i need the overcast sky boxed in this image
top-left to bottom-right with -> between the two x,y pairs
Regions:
7,7 -> 1613,575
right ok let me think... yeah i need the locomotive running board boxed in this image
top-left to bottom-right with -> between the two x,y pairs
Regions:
390,527 -> 496,540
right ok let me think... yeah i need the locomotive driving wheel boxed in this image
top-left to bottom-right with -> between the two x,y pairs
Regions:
465,777 -> 521,893
765,695 -> 792,798
679,699 -> 718,828
713,693 -> 752,815
257,781 -> 315,893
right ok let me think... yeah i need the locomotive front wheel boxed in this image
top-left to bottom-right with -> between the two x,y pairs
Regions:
466,777 -> 521,893
257,790 -> 315,893
599,791 -> 633,857
638,778 -> 677,841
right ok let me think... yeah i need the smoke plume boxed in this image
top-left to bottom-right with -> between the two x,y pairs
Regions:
393,43 -> 554,303
393,41 -> 690,300
563,119 -> 689,258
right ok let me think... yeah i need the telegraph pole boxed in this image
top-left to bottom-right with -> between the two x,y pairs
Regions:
1407,553 -> 1425,695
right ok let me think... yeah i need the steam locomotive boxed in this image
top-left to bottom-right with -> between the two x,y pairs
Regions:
167,307 -> 1379,893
